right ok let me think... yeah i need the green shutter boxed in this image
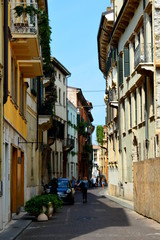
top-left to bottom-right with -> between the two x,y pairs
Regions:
118,55 -> 123,85
124,47 -> 130,77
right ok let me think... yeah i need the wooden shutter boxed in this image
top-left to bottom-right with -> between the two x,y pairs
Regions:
118,55 -> 123,85
124,47 -> 130,77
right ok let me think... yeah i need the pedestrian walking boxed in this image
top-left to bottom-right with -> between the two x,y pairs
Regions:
102,177 -> 105,189
79,177 -> 88,203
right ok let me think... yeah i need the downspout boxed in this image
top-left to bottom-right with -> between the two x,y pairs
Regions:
3,0 -> 8,104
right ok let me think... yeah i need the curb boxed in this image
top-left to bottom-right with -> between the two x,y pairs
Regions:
99,189 -> 134,211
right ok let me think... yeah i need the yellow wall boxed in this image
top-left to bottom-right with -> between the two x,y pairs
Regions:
4,41 -> 27,139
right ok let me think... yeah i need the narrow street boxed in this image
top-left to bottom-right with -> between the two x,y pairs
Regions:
16,188 -> 160,240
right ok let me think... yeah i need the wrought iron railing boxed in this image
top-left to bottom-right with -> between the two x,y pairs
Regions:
63,138 -> 74,149
10,1 -> 38,34
134,43 -> 153,68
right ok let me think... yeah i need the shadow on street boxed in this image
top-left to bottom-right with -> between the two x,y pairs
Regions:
16,188 -> 131,239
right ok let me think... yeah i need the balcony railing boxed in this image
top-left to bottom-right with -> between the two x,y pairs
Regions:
63,138 -> 74,152
134,43 -> 153,69
38,99 -> 53,115
10,1 -> 38,34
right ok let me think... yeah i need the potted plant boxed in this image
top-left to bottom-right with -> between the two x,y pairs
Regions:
24,194 -> 63,221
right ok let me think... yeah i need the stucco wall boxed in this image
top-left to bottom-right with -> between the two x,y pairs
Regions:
133,158 -> 160,223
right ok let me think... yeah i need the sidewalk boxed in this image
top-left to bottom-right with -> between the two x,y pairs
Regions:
0,211 -> 33,240
99,188 -> 134,211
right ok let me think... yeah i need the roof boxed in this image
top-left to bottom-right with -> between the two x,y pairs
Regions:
51,57 -> 71,76
97,9 -> 114,74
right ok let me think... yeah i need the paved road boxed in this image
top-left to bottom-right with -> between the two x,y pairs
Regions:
16,188 -> 160,240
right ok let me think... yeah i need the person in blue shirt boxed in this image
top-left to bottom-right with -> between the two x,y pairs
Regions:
79,177 -> 88,203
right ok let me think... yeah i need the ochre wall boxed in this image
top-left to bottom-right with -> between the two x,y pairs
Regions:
133,158 -> 160,223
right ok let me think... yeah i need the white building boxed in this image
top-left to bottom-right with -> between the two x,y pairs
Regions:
67,99 -> 78,180
51,57 -> 71,178
92,145 -> 100,178
98,0 -> 160,204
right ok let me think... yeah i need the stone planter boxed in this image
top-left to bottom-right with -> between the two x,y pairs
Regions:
47,202 -> 54,218
37,213 -> 48,221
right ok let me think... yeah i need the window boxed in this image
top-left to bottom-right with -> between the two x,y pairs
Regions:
60,153 -> 62,174
31,78 -> 37,96
11,56 -> 17,103
63,77 -> 65,85
134,91 -> 137,126
52,152 -> 55,173
59,88 -> 61,104
118,54 -> 123,85
59,73 -> 61,81
56,152 -> 58,173
11,56 -> 14,98
129,95 -> 132,129
124,46 -> 130,77
63,92 -> 65,106
149,76 -> 154,117
122,100 -> 126,132
19,74 -> 24,115
139,86 -> 142,122
14,66 -> 18,104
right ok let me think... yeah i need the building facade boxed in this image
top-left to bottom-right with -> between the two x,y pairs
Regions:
92,145 -> 100,179
0,0 -> 49,230
66,99 -> 78,180
67,86 -> 94,180
50,57 -> 71,179
98,0 -> 160,222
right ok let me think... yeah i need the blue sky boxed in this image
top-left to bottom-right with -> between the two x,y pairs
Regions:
48,0 -> 110,144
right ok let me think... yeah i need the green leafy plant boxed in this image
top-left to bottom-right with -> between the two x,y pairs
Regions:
24,194 -> 63,216
82,143 -> 93,161
14,6 -> 24,17
71,151 -> 77,156
31,88 -> 37,97
96,125 -> 104,145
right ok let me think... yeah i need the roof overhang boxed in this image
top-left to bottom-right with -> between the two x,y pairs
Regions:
18,59 -> 43,78
97,10 -> 114,74
51,57 -> 71,76
110,0 -> 140,47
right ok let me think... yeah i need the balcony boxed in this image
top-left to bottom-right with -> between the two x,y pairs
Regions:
18,59 -> 43,78
10,1 -> 41,60
134,43 -> 154,76
38,100 -> 53,131
63,138 -> 74,152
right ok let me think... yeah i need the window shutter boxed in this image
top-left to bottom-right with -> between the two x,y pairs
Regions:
124,47 -> 130,77
118,55 -> 123,85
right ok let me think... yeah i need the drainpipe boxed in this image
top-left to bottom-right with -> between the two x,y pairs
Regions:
3,0 -> 8,104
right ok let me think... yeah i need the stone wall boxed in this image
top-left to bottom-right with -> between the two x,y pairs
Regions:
133,158 -> 160,223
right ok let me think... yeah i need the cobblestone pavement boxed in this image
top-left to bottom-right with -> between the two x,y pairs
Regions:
15,188 -> 160,240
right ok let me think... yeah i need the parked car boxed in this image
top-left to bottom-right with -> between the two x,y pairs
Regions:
57,178 -> 75,204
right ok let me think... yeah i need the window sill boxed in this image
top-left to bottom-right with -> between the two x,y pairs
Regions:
119,83 -> 124,90
10,97 -> 18,109
126,76 -> 130,82
133,125 -> 137,130
149,115 -> 155,122
128,128 -> 132,134
131,70 -> 136,78
122,132 -> 126,137
138,121 -> 145,128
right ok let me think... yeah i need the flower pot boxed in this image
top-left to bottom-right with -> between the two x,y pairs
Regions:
37,213 -> 48,221
47,202 -> 54,218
